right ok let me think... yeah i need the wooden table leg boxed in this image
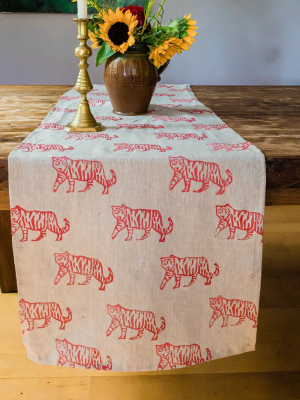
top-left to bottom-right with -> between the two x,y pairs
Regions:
0,210 -> 17,292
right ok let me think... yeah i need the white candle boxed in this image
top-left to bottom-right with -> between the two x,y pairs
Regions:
77,0 -> 88,19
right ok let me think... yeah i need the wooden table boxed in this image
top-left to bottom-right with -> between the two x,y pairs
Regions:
0,85 -> 299,292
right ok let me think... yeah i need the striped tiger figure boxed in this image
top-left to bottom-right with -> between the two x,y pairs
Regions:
209,295 -> 258,328
160,255 -> 219,290
156,343 -> 211,370
15,143 -> 74,152
111,204 -> 174,242
169,156 -> 232,195
56,339 -> 112,370
52,156 -> 117,194
11,205 -> 70,242
207,141 -> 252,152
54,251 -> 113,290
19,299 -> 72,331
106,304 -> 166,341
214,204 -> 264,240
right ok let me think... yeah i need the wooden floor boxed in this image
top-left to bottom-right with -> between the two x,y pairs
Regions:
0,206 -> 299,400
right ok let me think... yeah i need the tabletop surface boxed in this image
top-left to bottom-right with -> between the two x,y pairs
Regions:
0,85 -> 299,208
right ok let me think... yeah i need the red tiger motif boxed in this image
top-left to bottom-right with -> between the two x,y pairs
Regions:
153,93 -> 175,97
207,141 -> 253,152
96,116 -> 123,121
178,108 -> 214,115
52,156 -> 117,194
56,339 -> 112,370
66,132 -> 119,141
215,204 -> 264,240
209,295 -> 258,328
160,255 -> 219,290
169,156 -> 233,195
111,204 -> 174,242
116,124 -> 164,130
113,143 -> 172,153
157,104 -> 183,108
156,84 -> 173,88
15,143 -> 73,152
168,88 -> 193,92
38,123 -> 66,130
11,205 -> 70,242
106,304 -> 166,340
19,299 -> 72,331
156,343 -> 211,370
192,124 -> 229,131
155,133 -> 207,141
88,99 -> 106,107
93,92 -> 109,96
152,116 -> 196,122
52,107 -> 77,113
60,96 -> 80,101
54,251 -> 113,290
170,98 -> 195,103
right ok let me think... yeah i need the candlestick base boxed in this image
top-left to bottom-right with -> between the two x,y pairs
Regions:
65,122 -> 103,132
65,124 -> 103,133
65,18 -> 104,133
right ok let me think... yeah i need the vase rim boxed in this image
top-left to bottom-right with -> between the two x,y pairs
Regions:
125,43 -> 149,53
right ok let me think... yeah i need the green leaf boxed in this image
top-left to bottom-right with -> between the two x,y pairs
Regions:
96,43 -> 116,67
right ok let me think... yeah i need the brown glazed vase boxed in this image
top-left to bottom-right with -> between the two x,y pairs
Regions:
104,43 -> 168,115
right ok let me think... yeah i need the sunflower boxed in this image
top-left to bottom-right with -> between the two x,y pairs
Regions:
149,37 -> 183,68
99,7 -> 139,54
88,30 -> 102,49
164,14 -> 198,52
179,14 -> 198,50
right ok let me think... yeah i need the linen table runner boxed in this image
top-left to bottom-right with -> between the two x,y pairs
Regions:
9,84 -> 266,372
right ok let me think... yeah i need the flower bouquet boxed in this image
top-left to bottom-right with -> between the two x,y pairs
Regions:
73,0 -> 198,115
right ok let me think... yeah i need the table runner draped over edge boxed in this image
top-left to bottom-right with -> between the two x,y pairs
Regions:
8,84 -> 266,372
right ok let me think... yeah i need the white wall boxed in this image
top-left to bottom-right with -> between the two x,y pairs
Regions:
0,0 -> 299,85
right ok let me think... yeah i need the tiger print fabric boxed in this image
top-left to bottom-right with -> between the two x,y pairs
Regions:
8,84 -> 265,372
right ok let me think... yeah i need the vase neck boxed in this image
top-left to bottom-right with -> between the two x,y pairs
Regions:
126,43 -> 149,53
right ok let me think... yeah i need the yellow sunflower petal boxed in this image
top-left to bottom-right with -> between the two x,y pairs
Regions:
124,10 -> 133,24
182,36 -> 194,45
186,30 -> 198,36
128,36 -> 135,46
181,43 -> 190,50
129,20 -> 138,31
108,8 -> 116,18
88,31 -> 100,49
153,59 -> 160,68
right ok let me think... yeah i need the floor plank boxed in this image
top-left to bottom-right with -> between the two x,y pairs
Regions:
0,377 -> 91,400
89,372 -> 300,400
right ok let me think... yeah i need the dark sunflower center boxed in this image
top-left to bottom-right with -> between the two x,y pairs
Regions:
108,22 -> 129,46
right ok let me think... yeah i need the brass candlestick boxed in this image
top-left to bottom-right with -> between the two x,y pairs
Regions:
65,18 -> 103,132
